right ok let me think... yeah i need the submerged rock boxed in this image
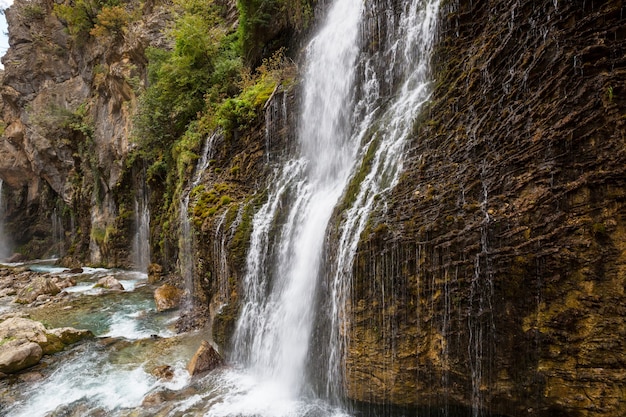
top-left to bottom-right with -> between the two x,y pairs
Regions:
187,340 -> 223,376
154,284 -> 183,312
151,364 -> 174,381
94,276 -> 124,291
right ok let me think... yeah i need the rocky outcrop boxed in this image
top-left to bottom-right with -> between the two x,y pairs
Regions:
347,1 -> 626,416
14,276 -> 61,304
0,0 -> 172,264
154,284 -> 183,312
187,340 -> 223,376
0,316 -> 93,374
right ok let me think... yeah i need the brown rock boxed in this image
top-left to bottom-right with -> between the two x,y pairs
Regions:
151,364 -> 174,380
15,276 -> 61,304
94,276 -> 124,291
147,263 -> 163,284
154,284 -> 183,312
18,371 -> 45,383
187,340 -> 223,376
0,341 -> 43,373
6,253 -> 26,263
66,268 -> 84,274
47,327 -> 94,345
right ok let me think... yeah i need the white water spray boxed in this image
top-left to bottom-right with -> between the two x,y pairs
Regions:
227,0 -> 441,411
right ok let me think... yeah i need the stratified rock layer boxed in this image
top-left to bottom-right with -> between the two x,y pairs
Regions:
347,1 -> 626,416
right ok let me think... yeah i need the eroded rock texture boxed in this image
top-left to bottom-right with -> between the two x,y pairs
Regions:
0,0 -> 171,264
348,1 -> 626,416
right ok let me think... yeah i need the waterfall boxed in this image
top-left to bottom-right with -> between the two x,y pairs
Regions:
216,0 -> 440,412
232,0 -> 363,400
325,0 -> 441,398
179,133 -> 218,308
132,180 -> 150,274
51,208 -> 65,258
0,179 -> 8,260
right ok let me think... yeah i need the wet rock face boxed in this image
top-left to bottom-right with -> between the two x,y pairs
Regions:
348,1 -> 626,416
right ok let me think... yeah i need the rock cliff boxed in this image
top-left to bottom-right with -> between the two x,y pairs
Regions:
0,0 -> 624,415
348,1 -> 626,416
0,0 -> 171,264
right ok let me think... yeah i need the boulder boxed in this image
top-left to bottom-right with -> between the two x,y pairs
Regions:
15,276 -> 61,304
66,267 -> 84,274
154,284 -> 183,312
94,276 -> 124,291
147,263 -> 163,283
187,340 -> 223,376
48,327 -> 94,345
0,317 -> 93,373
0,341 -> 42,373
151,364 -> 174,380
0,317 -> 48,345
6,253 -> 26,263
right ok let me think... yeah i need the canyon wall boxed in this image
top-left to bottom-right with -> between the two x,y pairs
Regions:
347,1 -> 626,416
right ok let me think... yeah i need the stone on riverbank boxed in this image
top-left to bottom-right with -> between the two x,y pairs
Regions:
0,317 -> 93,375
187,340 -> 223,376
15,276 -> 61,304
94,276 -> 124,291
154,284 -> 183,312
0,341 -> 43,374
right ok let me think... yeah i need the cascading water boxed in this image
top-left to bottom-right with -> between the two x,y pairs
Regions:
0,179 -> 8,260
180,133 -> 218,308
232,0 -> 363,400
51,208 -> 65,258
132,180 -> 151,274
219,0 -> 441,413
325,0 -> 441,398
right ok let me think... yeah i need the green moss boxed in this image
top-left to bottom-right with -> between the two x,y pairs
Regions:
337,136 -> 381,214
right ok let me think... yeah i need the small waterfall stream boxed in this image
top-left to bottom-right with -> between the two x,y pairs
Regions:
132,181 -> 151,274
0,179 -> 8,260
179,133 -> 218,308
232,0 -> 363,404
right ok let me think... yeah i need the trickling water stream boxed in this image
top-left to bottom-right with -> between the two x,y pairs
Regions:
0,179 -> 8,260
133,178 -> 151,274
180,133 -> 219,308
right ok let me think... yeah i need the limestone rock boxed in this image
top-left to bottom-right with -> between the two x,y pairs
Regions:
6,253 -> 26,263
0,317 -> 48,345
94,276 -> 124,291
187,340 -> 223,376
154,284 -> 183,312
0,341 -> 42,374
15,276 -> 61,304
47,327 -> 94,345
0,317 -> 93,372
